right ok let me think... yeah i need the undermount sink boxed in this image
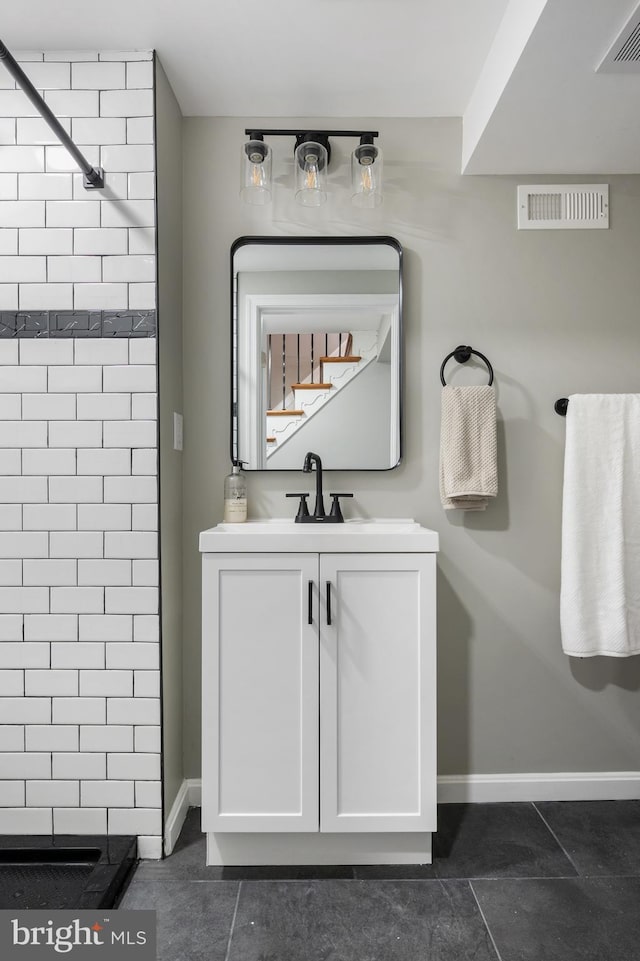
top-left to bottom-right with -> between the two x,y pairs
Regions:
199,518 -> 439,553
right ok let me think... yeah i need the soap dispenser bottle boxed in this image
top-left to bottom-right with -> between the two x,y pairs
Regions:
223,462 -> 247,523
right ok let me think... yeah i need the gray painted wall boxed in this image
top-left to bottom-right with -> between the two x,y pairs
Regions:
182,116 -> 640,780
156,60 -> 184,821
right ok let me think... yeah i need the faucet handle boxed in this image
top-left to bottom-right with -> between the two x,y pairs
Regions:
286,492 -> 310,522
328,493 -> 353,523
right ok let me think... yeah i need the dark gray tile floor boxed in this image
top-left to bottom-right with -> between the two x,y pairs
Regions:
120,800 -> 640,961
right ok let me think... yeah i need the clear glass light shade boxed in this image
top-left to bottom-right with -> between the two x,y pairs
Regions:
351,143 -> 383,207
294,141 -> 328,206
240,139 -> 272,205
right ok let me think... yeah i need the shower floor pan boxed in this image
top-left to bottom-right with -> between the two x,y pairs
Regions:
0,835 -> 137,910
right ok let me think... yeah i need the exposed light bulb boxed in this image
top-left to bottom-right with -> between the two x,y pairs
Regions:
304,163 -> 319,191
240,138 -> 272,205
295,140 -> 327,206
351,143 -> 382,207
251,163 -> 266,189
359,164 -> 373,193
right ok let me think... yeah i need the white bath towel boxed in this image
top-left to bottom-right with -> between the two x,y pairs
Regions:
561,394 -> 640,657
439,385 -> 498,511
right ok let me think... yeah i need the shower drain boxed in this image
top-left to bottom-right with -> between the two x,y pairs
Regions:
0,862 -> 97,910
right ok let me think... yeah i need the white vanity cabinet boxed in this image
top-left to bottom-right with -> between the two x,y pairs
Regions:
202,552 -> 319,834
319,552 -> 435,834
200,520 -> 439,865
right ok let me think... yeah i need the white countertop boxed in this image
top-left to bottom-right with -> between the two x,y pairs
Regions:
199,518 -> 439,553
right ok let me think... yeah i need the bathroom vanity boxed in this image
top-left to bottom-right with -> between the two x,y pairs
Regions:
199,519 -> 439,865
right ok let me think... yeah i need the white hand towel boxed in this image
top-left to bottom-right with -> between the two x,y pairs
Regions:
561,394 -> 640,657
439,385 -> 498,511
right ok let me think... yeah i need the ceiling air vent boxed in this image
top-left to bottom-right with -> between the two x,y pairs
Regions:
517,185 -> 609,230
597,2 -> 640,72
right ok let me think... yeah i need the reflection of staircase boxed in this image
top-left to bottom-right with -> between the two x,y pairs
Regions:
320,356 -> 362,379
266,351 -> 369,457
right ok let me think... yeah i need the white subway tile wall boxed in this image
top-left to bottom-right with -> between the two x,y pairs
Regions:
0,50 -> 159,851
0,51 -> 155,311
0,334 -> 160,840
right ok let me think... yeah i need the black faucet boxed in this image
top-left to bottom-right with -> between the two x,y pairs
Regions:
285,452 -> 354,523
303,451 -> 326,519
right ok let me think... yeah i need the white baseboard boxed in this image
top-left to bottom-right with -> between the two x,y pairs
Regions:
173,772 -> 640,845
437,772 -> 640,803
186,778 -> 202,806
164,779 -> 202,856
172,771 -> 640,820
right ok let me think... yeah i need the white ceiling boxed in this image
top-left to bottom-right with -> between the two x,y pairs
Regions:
463,0 -> 640,173
1,0 -> 510,117
3,0 -> 640,174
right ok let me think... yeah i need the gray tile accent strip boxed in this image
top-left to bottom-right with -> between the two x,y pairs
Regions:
0,310 -> 156,338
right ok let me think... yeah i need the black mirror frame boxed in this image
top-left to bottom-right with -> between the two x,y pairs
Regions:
230,235 -> 403,471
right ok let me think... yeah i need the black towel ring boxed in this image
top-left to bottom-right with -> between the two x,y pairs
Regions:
440,345 -> 494,387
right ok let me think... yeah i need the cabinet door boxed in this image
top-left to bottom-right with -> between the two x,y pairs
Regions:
202,553 -> 319,832
320,553 -> 436,833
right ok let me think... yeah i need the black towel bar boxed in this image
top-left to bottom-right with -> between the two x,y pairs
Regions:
440,345 -> 494,387
555,398 -> 569,416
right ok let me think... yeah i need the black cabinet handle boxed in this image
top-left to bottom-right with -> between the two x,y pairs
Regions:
326,581 -> 332,625
308,580 -> 313,624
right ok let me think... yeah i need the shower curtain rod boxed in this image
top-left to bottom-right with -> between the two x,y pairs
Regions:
0,39 -> 104,188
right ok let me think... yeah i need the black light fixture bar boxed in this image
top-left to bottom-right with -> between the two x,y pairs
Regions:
0,38 -> 104,189
245,128 -> 379,139
241,128 -> 383,207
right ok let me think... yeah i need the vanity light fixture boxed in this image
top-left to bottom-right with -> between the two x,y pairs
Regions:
241,129 -> 382,207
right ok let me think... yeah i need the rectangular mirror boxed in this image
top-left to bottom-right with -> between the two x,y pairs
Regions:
231,236 -> 402,470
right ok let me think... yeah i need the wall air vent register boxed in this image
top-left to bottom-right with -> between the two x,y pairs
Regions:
598,2 -> 640,72
517,185 -> 609,230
